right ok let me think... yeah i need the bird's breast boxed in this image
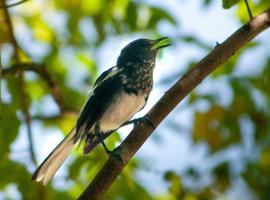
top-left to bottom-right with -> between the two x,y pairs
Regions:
121,65 -> 153,95
98,91 -> 146,132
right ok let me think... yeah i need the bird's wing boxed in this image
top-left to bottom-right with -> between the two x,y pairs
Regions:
93,66 -> 117,87
74,66 -> 123,144
76,66 -> 119,118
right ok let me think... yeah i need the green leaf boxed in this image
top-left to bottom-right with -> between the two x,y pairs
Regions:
0,159 -> 73,199
164,171 -> 182,198
235,0 -> 270,22
148,6 -> 177,28
0,10 -> 11,43
126,2 -> 138,31
0,104 -> 20,157
222,0 -> 241,9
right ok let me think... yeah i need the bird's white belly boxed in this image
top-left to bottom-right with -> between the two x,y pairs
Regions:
98,92 -> 146,132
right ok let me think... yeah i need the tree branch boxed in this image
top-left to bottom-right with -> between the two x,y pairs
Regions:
78,8 -> 270,200
3,62 -> 68,112
1,0 -> 37,165
0,0 -> 30,8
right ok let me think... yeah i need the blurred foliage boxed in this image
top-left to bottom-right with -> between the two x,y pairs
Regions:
0,0 -> 270,200
222,0 -> 242,9
221,0 -> 270,11
236,0 -> 270,22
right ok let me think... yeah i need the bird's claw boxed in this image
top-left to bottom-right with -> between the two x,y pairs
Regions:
133,115 -> 155,129
120,115 -> 155,129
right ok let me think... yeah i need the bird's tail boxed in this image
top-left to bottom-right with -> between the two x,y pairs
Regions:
32,128 -> 76,185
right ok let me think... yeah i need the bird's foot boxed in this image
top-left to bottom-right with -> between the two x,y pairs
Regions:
121,115 -> 155,129
94,130 -> 114,156
132,115 -> 155,129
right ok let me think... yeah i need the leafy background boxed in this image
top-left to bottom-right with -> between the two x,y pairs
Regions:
1,0 -> 270,199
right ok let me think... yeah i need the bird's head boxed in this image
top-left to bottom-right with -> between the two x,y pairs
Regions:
117,37 -> 171,67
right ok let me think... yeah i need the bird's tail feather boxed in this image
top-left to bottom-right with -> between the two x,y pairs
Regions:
32,128 -> 76,185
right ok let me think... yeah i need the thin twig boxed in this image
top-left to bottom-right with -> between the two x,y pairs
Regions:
244,0 -> 253,20
1,0 -> 37,165
0,0 -> 30,8
78,8 -> 270,200
0,46 -> 2,118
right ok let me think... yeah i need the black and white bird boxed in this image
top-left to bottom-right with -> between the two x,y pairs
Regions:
32,37 -> 171,185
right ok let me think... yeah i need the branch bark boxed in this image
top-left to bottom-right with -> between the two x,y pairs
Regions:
78,8 -> 270,200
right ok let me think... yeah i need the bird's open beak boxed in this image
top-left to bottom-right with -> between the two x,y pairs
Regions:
151,37 -> 171,50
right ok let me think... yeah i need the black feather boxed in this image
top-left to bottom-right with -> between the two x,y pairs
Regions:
94,66 -> 116,87
74,70 -> 122,143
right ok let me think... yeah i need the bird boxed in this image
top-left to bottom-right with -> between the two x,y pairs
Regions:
32,37 -> 171,185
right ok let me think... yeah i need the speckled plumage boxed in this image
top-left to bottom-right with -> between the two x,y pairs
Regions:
121,61 -> 154,95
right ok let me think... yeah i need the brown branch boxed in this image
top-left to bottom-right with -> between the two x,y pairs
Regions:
0,0 -> 30,8
3,62 -> 67,112
78,8 -> 270,200
1,0 -> 37,165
